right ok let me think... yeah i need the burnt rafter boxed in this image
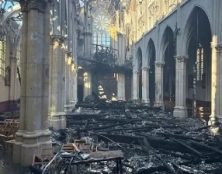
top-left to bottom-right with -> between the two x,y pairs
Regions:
78,44 -> 132,73
93,44 -> 117,66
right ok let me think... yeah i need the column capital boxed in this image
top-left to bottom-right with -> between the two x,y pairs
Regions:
50,35 -> 65,45
20,0 -> 51,13
66,51 -> 73,57
155,61 -> 164,67
215,43 -> 222,52
174,55 -> 188,63
133,70 -> 139,74
142,66 -> 149,71
211,42 -> 222,51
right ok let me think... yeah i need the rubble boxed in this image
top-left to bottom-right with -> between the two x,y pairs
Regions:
63,102 -> 222,174
1,101 -> 222,173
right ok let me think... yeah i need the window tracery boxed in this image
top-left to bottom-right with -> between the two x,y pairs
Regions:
0,35 -> 6,76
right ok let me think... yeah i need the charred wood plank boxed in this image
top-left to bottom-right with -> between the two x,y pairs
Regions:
171,138 -> 202,157
190,140 -> 222,156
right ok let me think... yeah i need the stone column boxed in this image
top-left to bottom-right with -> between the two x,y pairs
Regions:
215,44 -> 222,124
155,62 -> 164,107
64,55 -> 75,112
65,52 -> 71,105
72,69 -> 78,105
71,16 -> 78,106
49,36 -> 66,130
69,62 -> 74,102
142,66 -> 150,105
173,56 -> 187,118
209,42 -> 222,125
13,0 -> 52,165
9,55 -> 17,106
69,62 -> 77,106
83,71 -> 92,99
132,70 -> 139,100
84,32 -> 92,58
117,73 -> 125,100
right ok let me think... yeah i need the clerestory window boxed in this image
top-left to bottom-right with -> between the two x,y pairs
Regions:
196,46 -> 204,81
0,36 -> 6,77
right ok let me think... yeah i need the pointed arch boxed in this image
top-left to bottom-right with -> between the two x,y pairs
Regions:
183,6 -> 212,118
136,47 -> 143,100
147,39 -> 156,106
161,26 -> 176,111
183,6 -> 212,56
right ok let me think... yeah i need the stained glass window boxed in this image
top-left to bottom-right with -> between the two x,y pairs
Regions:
91,0 -> 112,48
92,15 -> 111,47
196,47 -> 204,81
0,0 -> 19,12
0,36 -> 6,76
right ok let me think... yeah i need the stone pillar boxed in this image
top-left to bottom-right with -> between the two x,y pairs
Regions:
69,62 -> 74,102
117,73 -> 125,100
13,0 -> 52,165
209,42 -> 222,125
83,71 -> 92,99
49,36 -> 66,130
155,62 -> 164,107
132,70 -> 139,100
173,56 -> 187,118
73,69 -> 78,105
215,43 -> 222,124
84,32 -> 92,58
69,62 -> 77,106
65,52 -> 71,105
64,54 -> 74,112
9,55 -> 17,105
142,66 -> 150,105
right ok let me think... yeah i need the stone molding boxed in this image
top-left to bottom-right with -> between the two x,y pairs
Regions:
133,70 -> 139,74
20,0 -> 50,13
215,43 -> 222,52
83,31 -> 92,36
174,55 -> 188,63
211,42 -> 222,50
142,66 -> 149,71
50,35 -> 65,45
66,51 -> 73,57
155,61 -> 164,67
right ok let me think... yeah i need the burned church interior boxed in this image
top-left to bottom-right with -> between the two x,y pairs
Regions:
0,0 -> 222,173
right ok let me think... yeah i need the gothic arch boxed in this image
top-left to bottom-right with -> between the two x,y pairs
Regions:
136,47 -> 143,100
161,26 -> 176,111
183,6 -> 212,118
183,6 -> 212,56
147,39 -> 156,106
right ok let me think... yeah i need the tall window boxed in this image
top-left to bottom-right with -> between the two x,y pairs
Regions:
92,15 -> 111,48
0,36 -> 6,76
196,47 -> 204,81
93,31 -> 111,47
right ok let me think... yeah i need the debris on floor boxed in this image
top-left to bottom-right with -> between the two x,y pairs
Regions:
1,101 -> 222,173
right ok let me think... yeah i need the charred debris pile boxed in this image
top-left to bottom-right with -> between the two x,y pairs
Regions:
35,101 -> 222,174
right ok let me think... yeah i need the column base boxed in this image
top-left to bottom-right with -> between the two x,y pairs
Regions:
142,100 -> 150,106
173,106 -> 187,118
49,112 -> 66,130
64,103 -> 75,112
117,97 -> 125,101
208,114 -> 220,126
13,130 -> 52,166
208,115 -> 221,135
131,99 -> 141,104
154,101 -> 164,108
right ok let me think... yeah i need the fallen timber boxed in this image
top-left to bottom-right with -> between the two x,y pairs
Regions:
63,102 -> 222,174
1,101 -> 222,173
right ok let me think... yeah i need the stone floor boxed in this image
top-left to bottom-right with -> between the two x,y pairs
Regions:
0,148 -> 30,174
